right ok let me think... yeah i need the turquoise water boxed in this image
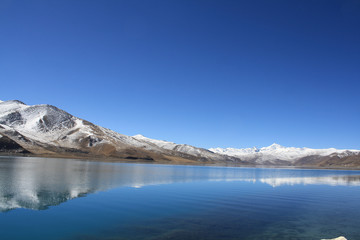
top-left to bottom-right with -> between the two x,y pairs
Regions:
1,157 -> 360,240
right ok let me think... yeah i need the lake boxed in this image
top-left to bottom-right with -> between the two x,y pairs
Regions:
1,156 -> 360,240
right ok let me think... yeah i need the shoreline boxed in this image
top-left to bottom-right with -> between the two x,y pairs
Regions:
1,153 -> 360,171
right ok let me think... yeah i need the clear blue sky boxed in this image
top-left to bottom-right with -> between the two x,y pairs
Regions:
1,0 -> 359,149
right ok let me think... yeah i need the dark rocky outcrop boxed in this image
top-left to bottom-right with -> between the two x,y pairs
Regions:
0,134 -> 31,154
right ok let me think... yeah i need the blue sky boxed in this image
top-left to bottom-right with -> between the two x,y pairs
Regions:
1,0 -> 359,149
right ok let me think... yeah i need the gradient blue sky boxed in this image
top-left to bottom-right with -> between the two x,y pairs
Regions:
1,0 -> 359,149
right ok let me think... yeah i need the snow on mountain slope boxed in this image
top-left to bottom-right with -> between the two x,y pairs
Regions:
0,101 -> 77,144
209,143 -> 360,164
1,101 -> 92,148
132,134 -> 235,161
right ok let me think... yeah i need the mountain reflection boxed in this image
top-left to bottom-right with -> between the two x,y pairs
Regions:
1,157 -> 360,212
259,175 -> 360,187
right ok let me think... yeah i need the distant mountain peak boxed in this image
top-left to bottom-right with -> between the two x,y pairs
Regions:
270,143 -> 281,147
264,143 -> 284,150
133,134 -> 145,138
210,143 -> 360,165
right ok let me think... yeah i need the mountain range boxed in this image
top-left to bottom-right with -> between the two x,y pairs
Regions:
0,100 -> 359,168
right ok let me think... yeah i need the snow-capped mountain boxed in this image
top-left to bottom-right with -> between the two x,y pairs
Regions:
0,100 -> 233,163
132,134 -> 237,162
0,100 -> 359,167
209,144 -> 360,165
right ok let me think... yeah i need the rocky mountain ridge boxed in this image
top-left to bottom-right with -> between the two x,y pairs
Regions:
0,100 -> 236,163
0,100 -> 359,168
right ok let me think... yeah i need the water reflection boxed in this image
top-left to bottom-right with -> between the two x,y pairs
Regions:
259,175 -> 360,187
0,156 -> 359,212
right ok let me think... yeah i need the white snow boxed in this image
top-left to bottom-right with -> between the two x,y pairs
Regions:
209,143 -> 360,163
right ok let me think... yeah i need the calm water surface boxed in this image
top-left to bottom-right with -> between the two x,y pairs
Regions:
1,156 -> 360,240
